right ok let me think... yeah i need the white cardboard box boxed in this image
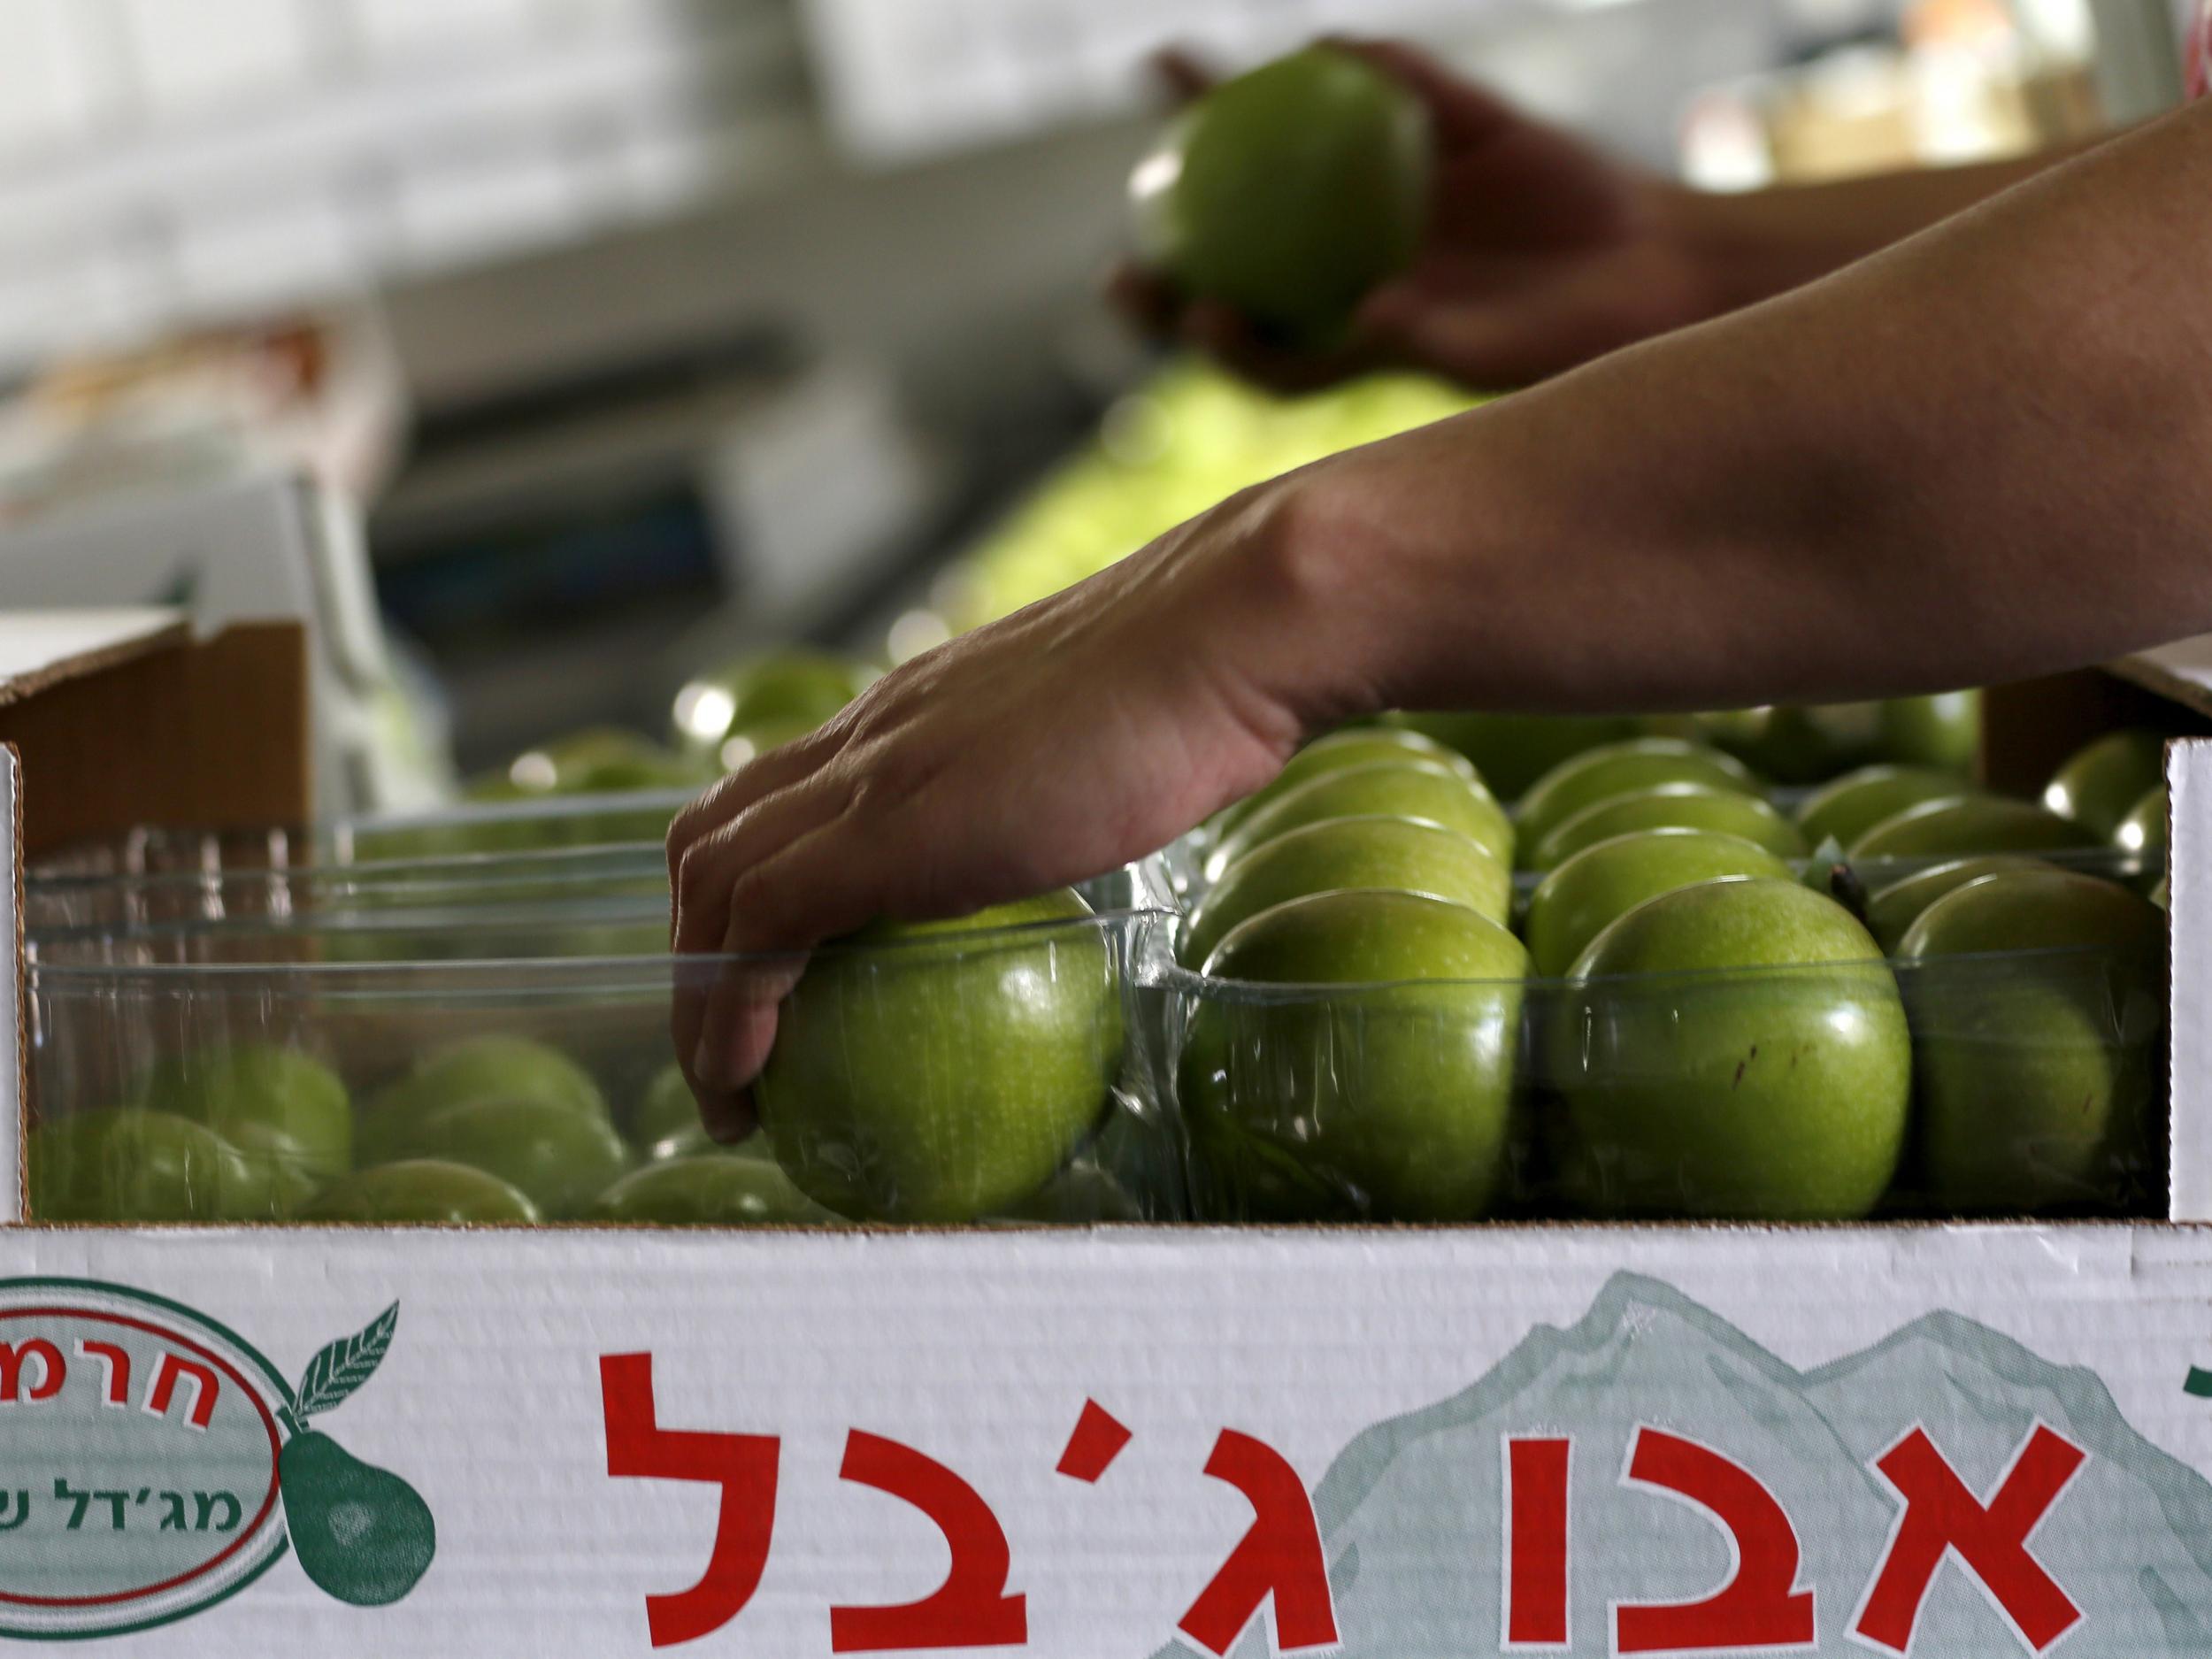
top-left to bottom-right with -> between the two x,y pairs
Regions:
6,629 -> 2212,1655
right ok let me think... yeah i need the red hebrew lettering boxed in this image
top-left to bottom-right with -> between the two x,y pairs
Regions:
145,1352 -> 218,1431
0,1340 -> 63,1404
1853,1424 -> 2085,1654
74,1340 -> 129,1406
1506,1437 -> 1571,1647
599,1353 -> 781,1649
1615,1427 -> 1816,1654
829,1431 -> 1026,1653
1177,1430 -> 1340,1657
1056,1399 -> 1133,1483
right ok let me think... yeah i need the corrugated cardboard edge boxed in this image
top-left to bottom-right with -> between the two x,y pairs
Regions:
2171,739 -> 2207,1218
4,741 -> 21,1225
0,615 -> 190,710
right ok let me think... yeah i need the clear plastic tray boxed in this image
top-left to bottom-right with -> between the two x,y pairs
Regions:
1140,910 -> 2169,1226
29,905 -> 1178,1229
27,787 -> 703,881
27,834 -> 1183,938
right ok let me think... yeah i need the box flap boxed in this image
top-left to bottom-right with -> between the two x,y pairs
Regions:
0,609 -> 188,705
2110,638 -> 2212,723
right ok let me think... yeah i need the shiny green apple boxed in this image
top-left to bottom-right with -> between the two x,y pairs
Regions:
1523,829 -> 1793,978
385,1095 -> 630,1219
1532,784 -> 1807,872
134,1045 -> 352,1186
2115,783 -> 2166,855
364,1035 -> 609,1165
1701,703 -> 1877,784
1214,726 -> 1479,841
672,649 -> 873,755
1386,712 -> 1641,800
1132,47 -> 1432,343
757,890 -> 1122,1223
1850,795 -> 2101,859
1516,739 -> 1763,858
2043,729 -> 2167,839
301,1160 -> 541,1224
1872,691 -> 1981,772
1179,888 -> 1526,1222
1183,815 -> 1510,968
1863,855 -> 2048,953
1900,867 -> 2165,1214
1555,877 -> 1910,1220
585,1156 -> 838,1225
28,1109 -> 287,1222
1795,766 -> 1978,852
1209,760 -> 1511,877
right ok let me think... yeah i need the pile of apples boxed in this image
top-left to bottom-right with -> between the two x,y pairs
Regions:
1176,714 -> 2170,1225
28,1036 -> 843,1226
938,363 -> 1483,635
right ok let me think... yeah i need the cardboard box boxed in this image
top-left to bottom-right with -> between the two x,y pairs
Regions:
5,630 -> 2212,1655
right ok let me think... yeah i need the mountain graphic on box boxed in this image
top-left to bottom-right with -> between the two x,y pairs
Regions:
1161,1271 -> 2212,1656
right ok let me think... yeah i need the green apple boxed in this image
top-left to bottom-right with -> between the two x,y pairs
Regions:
1900,868 -> 2165,1213
672,650 -> 873,755
28,1109 -> 283,1222
1386,712 -> 1641,801
1209,760 -> 1512,878
365,1035 -> 608,1164
1849,795 -> 2101,859
1214,727 -> 1479,841
386,1095 -> 630,1219
1179,888 -> 1526,1222
134,1046 -> 352,1186
2153,876 -> 2170,910
1555,877 -> 1910,1219
1523,829 -> 1792,978
2043,729 -> 2167,839
301,1161 -> 541,1224
1795,767 -> 1979,852
585,1156 -> 839,1225
1516,739 -> 1763,858
1132,47 -> 1432,343
1701,703 -> 1878,784
1531,784 -> 1807,872
714,716 -> 824,772
757,890 -> 1122,1223
1863,855 -> 2048,954
2115,783 -> 2166,855
1873,692 -> 1981,772
1183,815 -> 1510,969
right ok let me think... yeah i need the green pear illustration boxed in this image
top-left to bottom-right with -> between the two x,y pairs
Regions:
279,1303 -> 436,1607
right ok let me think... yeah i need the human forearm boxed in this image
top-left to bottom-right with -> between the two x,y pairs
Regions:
1264,104 -> 2212,728
1662,134 -> 2114,317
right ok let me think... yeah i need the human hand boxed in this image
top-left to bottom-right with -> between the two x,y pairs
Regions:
1111,38 -> 1716,390
665,475 -> 1355,1133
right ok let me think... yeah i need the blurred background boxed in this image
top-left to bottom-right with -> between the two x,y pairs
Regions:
0,0 -> 2188,815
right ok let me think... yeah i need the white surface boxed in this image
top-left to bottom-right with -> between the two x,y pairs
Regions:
0,1226 -> 2191,1653
0,0 -> 802,370
2170,739 -> 2208,1217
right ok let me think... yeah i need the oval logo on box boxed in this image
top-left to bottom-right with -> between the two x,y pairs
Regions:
0,1279 -> 430,1640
